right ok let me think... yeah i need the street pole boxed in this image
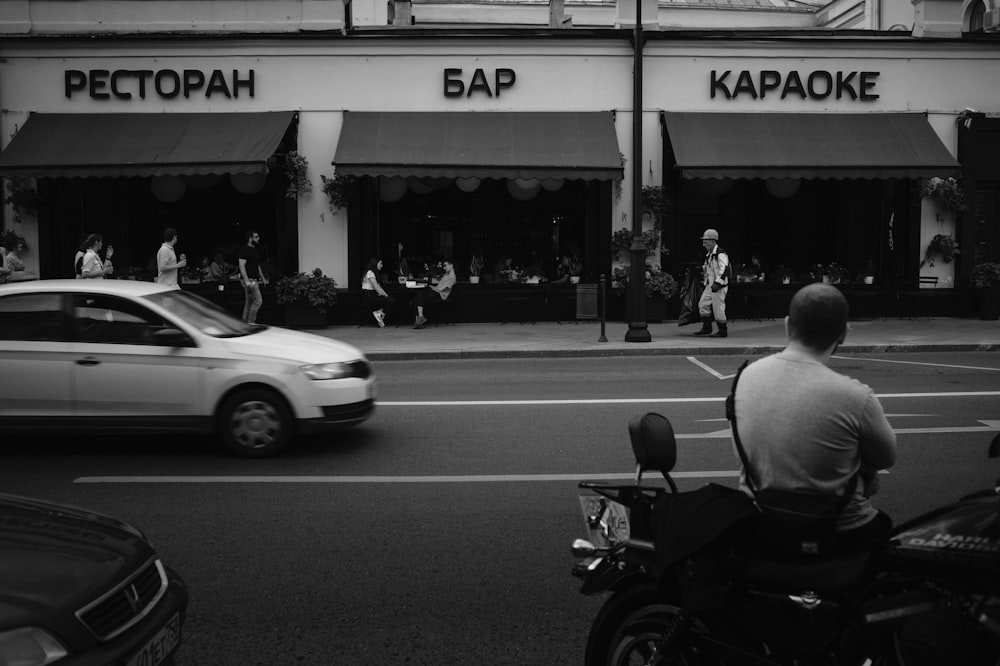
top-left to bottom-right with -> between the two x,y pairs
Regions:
625,0 -> 650,343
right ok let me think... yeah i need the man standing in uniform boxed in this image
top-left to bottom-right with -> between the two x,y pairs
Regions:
155,228 -> 187,287
238,229 -> 267,324
694,228 -> 730,338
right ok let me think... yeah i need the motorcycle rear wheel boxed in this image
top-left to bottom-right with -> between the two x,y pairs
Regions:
585,585 -> 714,666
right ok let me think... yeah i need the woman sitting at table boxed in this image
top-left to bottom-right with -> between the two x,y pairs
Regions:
413,259 -> 455,329
362,257 -> 395,327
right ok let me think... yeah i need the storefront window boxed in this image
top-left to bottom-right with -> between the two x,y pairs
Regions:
373,178 -> 594,283
37,175 -> 288,281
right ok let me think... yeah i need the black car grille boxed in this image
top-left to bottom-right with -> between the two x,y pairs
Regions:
321,399 -> 375,421
77,559 -> 167,641
347,360 -> 372,379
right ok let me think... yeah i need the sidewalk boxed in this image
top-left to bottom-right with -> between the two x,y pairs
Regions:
310,317 -> 1000,360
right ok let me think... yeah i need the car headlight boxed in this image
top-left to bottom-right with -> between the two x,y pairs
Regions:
300,362 -> 354,380
0,627 -> 68,666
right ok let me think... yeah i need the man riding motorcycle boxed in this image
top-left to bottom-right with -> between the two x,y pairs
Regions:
734,282 -> 897,556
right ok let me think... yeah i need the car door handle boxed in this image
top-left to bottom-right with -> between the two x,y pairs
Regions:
76,357 -> 101,366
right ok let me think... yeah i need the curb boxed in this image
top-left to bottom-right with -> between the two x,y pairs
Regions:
362,343 -> 999,361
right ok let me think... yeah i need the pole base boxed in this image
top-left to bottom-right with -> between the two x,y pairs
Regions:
625,323 -> 652,343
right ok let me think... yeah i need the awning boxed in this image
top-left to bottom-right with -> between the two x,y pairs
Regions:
333,111 -> 623,181
663,112 -> 961,180
0,112 -> 296,178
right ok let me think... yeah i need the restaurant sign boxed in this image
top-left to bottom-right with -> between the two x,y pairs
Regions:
711,69 -> 879,101
65,69 -> 255,100
444,68 -> 516,98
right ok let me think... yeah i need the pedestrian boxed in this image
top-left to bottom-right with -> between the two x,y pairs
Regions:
155,228 -> 187,287
80,233 -> 114,279
73,237 -> 88,278
361,257 -> 395,327
237,229 -> 267,323
730,283 -> 896,556
693,228 -> 730,338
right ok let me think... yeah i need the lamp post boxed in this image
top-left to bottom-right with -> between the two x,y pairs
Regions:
624,0 -> 650,343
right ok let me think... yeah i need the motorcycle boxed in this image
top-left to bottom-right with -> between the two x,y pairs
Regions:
572,412 -> 1000,666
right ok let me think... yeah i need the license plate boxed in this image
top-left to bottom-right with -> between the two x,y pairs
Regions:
126,613 -> 180,666
578,495 -> 630,548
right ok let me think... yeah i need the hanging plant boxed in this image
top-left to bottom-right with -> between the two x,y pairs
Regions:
0,228 -> 27,252
3,178 -> 43,225
610,227 -> 660,259
921,177 -> 967,214
641,185 -> 671,228
283,151 -> 312,199
320,174 -> 354,214
919,233 -> 960,268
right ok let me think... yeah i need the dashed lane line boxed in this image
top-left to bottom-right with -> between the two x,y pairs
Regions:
376,392 -> 1000,406
833,356 -> 1000,372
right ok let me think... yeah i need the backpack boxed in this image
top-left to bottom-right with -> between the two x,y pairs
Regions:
711,248 -> 733,283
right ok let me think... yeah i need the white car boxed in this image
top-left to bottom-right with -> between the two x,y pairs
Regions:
0,279 -> 375,457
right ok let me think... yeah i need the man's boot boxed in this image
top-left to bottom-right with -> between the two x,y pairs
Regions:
710,322 -> 728,338
693,317 -> 713,336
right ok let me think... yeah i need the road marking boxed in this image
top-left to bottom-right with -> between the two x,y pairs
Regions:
75,471 -> 741,483
73,469 -> 891,484
377,392 -> 1000,406
676,421 -> 1000,438
686,356 -> 736,380
833,356 -> 1000,372
379,398 -> 727,405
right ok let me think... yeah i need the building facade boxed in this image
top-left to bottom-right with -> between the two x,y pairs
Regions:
1,0 -> 998,321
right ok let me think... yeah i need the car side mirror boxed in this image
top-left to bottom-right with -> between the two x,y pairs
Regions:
153,327 -> 193,348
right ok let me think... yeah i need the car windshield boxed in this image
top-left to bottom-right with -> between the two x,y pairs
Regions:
143,290 -> 265,338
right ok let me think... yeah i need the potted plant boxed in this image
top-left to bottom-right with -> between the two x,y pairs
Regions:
283,151 -> 312,199
469,253 -> 484,284
921,177 -> 967,215
180,266 -> 202,284
568,256 -> 583,284
320,173 -> 353,215
275,268 -> 339,328
774,265 -> 794,285
920,234 -> 960,268
970,262 -> 1000,321
825,262 -> 850,285
613,263 -> 678,322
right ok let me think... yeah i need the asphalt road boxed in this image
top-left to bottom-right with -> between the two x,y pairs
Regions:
1,352 -> 998,665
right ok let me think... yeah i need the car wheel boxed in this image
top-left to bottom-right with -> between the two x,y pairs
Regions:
218,388 -> 294,457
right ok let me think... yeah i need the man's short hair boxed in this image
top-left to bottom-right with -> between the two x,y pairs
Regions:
163,228 -> 178,243
86,233 -> 103,249
787,284 -> 849,350
245,229 -> 258,242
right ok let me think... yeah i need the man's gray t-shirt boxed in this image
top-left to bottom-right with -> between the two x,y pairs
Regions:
734,349 -> 896,531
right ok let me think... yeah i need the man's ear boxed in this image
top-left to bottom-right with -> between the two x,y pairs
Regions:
783,315 -> 790,340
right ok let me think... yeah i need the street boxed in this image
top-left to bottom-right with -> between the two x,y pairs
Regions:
1,352 -> 998,665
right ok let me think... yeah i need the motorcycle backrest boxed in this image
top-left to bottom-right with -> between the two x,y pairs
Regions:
628,412 -> 677,474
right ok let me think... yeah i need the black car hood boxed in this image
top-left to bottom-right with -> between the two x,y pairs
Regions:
0,493 -> 155,628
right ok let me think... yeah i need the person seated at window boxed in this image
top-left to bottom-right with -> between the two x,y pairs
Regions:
207,253 -> 233,282
551,254 -> 573,283
413,260 -> 456,329
362,257 -> 395,328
